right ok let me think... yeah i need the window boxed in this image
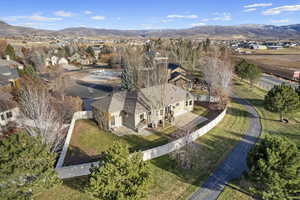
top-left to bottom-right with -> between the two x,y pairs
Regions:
160,110 -> 164,115
111,116 -> 115,126
189,100 -> 193,106
140,113 -> 144,120
186,101 -> 188,106
176,103 -> 180,106
6,112 -> 12,119
1,114 -> 4,121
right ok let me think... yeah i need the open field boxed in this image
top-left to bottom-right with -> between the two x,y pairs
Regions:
36,99 -> 251,200
217,80 -> 300,200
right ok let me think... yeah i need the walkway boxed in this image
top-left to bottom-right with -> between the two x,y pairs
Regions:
188,97 -> 262,200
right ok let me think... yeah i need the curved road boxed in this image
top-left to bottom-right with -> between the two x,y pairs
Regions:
188,96 -> 262,200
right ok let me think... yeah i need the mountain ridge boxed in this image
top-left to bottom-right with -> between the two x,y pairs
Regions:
1,20 -> 300,39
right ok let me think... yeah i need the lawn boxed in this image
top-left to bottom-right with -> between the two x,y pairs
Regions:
217,80 -> 300,200
192,104 -> 209,116
64,120 -> 177,165
36,97 -> 251,200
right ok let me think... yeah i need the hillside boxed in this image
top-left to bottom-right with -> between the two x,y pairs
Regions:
1,20 -> 300,39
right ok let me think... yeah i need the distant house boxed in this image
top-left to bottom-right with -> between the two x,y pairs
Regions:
91,84 -> 194,132
58,57 -> 69,65
69,53 -> 92,65
0,92 -> 19,134
0,59 -> 20,89
167,63 -> 192,90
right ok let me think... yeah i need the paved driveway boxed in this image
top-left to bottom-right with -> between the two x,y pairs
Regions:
188,97 -> 261,200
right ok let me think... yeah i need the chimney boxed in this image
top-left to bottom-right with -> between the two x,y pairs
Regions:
5,55 -> 10,61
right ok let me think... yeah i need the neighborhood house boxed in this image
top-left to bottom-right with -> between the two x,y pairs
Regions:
91,84 -> 194,132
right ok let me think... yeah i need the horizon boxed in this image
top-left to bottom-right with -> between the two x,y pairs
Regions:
0,0 -> 300,30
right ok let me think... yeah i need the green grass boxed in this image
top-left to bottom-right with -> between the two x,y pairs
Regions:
193,104 -> 209,116
64,120 -> 177,165
217,80 -> 300,200
191,89 -> 208,95
36,99 -> 251,200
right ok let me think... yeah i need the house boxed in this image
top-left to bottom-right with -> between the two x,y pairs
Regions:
168,72 -> 192,90
0,92 -> 19,134
0,59 -> 20,89
58,57 -> 69,65
91,84 -> 194,132
167,63 -> 192,90
168,63 -> 186,76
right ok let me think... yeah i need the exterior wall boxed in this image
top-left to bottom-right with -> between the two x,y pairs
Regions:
122,112 -> 136,130
110,111 -> 122,128
0,107 -> 19,128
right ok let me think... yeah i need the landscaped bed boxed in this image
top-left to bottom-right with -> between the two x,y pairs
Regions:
37,98 -> 251,200
217,80 -> 300,200
63,119 -> 177,166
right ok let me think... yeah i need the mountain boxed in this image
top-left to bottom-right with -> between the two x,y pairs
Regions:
1,20 -> 300,39
0,21 -> 53,37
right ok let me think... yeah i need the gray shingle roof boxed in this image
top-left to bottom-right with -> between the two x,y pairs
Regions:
91,84 -> 193,114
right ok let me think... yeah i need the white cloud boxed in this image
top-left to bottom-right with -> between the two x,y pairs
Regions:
271,19 -> 289,23
4,13 -> 62,22
213,13 -> 232,21
91,16 -> 105,20
161,19 -> 174,23
244,8 -> 257,12
191,22 -> 206,27
84,10 -> 93,15
167,14 -> 198,19
53,10 -> 74,17
116,17 -> 121,20
263,5 -> 300,15
244,3 -> 272,8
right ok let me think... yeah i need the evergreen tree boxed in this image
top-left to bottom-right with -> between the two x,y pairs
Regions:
264,83 -> 300,121
121,66 -> 134,90
4,44 -> 16,60
235,59 -> 248,80
86,142 -> 152,200
247,63 -> 261,87
247,135 -> 300,200
86,46 -> 95,58
0,133 -> 61,200
235,60 -> 261,87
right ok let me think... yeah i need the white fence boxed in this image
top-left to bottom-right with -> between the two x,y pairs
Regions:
56,111 -> 93,168
55,107 -> 227,179
142,108 -> 226,160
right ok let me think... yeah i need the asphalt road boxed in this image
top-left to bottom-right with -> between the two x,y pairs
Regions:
188,96 -> 261,200
260,73 -> 298,89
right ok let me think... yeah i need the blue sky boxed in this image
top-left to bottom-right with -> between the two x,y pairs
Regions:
1,0 -> 300,30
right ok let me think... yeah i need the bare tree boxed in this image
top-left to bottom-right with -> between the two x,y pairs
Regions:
201,46 -> 233,107
18,84 -> 65,152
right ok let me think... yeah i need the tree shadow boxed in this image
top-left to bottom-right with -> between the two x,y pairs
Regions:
76,80 -> 114,93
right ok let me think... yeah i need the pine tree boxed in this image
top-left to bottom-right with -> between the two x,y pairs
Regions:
235,60 -> 261,87
4,44 -> 16,60
86,142 -> 152,200
264,83 -> 300,121
247,135 -> 300,200
0,133 -> 61,200
86,46 -> 95,58
121,66 -> 134,90
235,59 -> 248,80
